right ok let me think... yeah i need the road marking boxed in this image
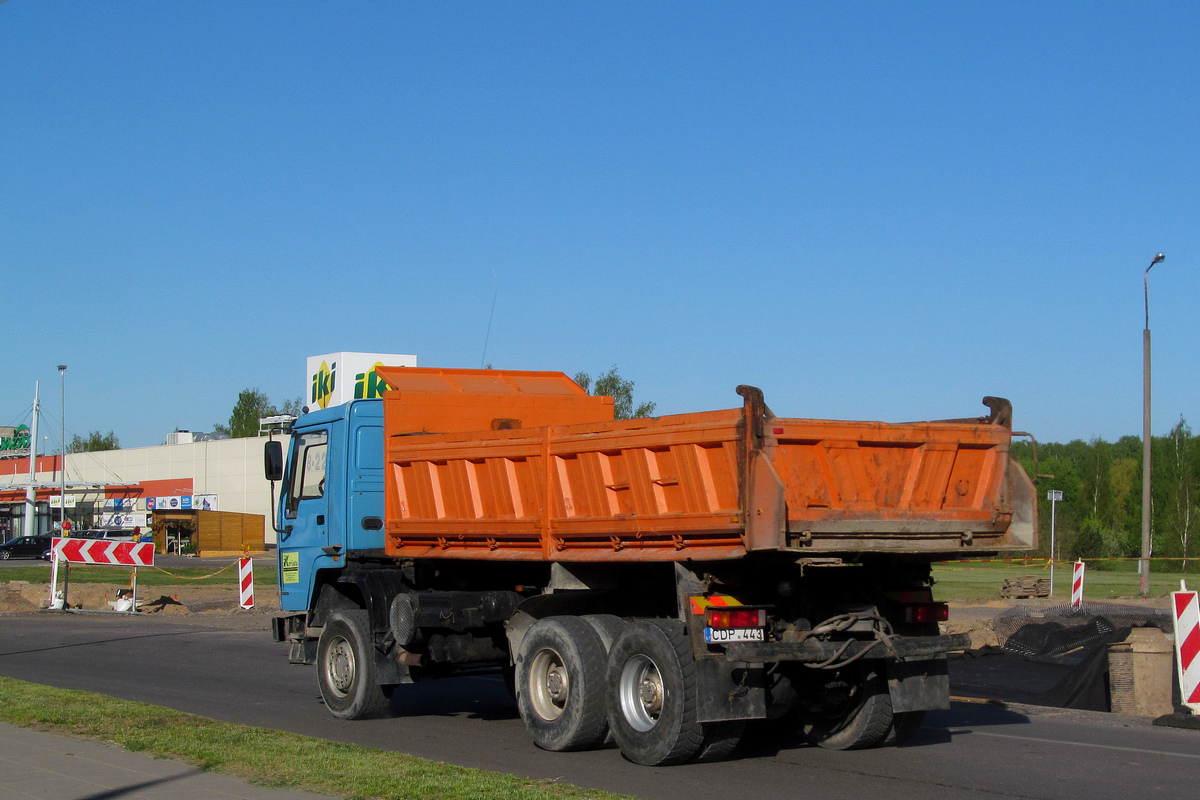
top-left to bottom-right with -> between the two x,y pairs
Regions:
962,730 -> 1200,760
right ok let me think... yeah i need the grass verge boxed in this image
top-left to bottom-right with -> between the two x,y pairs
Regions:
932,560 -> 1192,602
1,562 -> 278,587
0,677 -> 626,800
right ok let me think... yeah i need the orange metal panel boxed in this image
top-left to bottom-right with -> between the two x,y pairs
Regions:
376,366 -> 613,434
381,370 -> 1035,562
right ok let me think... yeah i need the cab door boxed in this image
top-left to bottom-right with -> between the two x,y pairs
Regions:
277,428 -> 329,612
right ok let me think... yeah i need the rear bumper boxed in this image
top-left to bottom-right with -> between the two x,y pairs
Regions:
723,632 -> 972,663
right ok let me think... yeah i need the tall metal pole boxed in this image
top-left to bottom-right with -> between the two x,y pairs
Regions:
1048,489 -> 1062,597
58,365 -> 67,531
23,382 -> 40,537
1142,253 -> 1165,596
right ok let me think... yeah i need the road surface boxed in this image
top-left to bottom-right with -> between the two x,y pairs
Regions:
1,614 -> 1197,800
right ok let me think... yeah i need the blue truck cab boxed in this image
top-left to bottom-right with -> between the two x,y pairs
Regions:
272,399 -> 386,614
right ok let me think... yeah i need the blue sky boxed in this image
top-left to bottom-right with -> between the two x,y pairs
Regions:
3,2 -> 1197,449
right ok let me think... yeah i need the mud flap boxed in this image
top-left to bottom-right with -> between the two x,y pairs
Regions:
696,658 -> 767,723
886,657 -> 949,713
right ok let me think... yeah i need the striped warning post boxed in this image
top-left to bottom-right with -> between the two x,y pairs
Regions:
238,557 -> 254,610
1071,560 -> 1085,608
1172,587 -> 1200,713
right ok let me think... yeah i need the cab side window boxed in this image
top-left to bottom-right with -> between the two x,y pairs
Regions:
285,431 -> 328,518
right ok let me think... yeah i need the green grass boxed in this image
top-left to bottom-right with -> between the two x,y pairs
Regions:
0,677 -> 626,800
1,562 -> 278,587
931,559 -> 1195,602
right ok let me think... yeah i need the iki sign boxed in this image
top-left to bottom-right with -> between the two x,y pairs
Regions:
0,424 -> 31,458
306,352 -> 417,410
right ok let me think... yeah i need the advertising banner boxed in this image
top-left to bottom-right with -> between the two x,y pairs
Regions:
306,352 -> 418,411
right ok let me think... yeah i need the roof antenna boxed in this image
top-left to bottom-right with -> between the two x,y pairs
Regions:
480,270 -> 498,369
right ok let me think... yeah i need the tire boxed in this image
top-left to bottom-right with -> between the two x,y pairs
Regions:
797,665 -> 893,750
516,616 -> 609,751
0,551 -> 10,560
885,710 -> 926,746
317,609 -> 392,720
606,620 -> 705,766
582,614 -> 627,651
694,720 -> 746,762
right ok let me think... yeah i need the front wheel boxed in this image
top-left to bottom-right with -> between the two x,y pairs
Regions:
317,609 -> 392,720
0,551 -> 10,560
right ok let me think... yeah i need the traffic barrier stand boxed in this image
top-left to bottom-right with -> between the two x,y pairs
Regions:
1070,560 -> 1085,608
1173,581 -> 1200,714
238,557 -> 254,609
49,537 -> 155,614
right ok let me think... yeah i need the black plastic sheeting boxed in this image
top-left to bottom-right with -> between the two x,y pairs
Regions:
994,602 -> 1172,660
987,602 -> 1174,712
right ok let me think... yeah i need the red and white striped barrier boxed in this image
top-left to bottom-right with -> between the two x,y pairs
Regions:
239,557 -> 254,609
1071,560 -> 1085,608
1173,585 -> 1200,713
52,537 -> 154,566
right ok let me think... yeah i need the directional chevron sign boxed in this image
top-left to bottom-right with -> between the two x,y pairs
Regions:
52,537 -> 154,567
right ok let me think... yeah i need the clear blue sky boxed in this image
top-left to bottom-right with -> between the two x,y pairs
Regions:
3,2 -> 1197,449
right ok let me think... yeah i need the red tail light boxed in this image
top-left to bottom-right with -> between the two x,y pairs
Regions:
904,603 -> 949,624
706,608 -> 767,629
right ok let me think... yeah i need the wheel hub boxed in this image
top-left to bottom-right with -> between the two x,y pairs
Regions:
326,638 -> 355,696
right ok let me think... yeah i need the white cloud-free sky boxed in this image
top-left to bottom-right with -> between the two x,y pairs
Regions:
3,2 -> 1197,448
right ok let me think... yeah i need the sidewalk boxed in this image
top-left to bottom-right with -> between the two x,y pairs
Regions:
0,722 -> 331,800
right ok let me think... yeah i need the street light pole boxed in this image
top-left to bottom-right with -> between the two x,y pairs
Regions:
1048,489 -> 1063,597
58,365 -> 67,532
1142,252 -> 1165,596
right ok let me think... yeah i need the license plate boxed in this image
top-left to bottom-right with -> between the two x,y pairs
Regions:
704,627 -> 764,643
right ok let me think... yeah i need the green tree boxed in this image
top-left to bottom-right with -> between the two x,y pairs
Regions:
68,431 -> 119,453
215,390 -> 305,437
573,366 -> 656,420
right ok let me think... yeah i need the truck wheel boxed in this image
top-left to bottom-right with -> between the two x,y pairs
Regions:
606,620 -> 706,766
694,720 -> 746,762
317,609 -> 392,720
797,665 -> 893,750
516,616 -> 609,751
885,711 -> 926,745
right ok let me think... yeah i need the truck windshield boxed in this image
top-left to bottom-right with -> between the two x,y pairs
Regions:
285,431 -> 328,518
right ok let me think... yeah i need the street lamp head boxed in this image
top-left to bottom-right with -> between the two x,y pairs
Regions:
1152,253 -> 1165,265
57,365 -> 67,372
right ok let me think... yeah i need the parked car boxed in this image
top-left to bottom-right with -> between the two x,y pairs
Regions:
0,535 -> 53,560
70,529 -> 134,542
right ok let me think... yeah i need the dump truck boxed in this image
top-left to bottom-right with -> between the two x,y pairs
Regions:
267,367 -> 1037,765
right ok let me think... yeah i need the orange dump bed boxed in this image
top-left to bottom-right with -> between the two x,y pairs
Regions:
380,370 -> 1037,562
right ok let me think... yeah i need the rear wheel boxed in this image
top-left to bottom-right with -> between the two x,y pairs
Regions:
796,664 -> 892,750
886,710 -> 926,745
606,620 -> 706,766
516,616 -> 609,751
317,609 -> 392,720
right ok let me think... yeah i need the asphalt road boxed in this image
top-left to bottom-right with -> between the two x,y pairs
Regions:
1,614 -> 1198,800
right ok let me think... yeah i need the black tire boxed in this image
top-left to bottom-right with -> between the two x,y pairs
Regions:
0,551 -> 10,560
797,665 -> 893,751
606,620 -> 705,766
885,710 -> 926,745
694,720 -> 746,762
516,616 -> 609,751
582,614 -> 626,651
316,609 -> 392,720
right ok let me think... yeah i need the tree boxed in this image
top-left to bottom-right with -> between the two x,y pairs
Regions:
573,366 -> 656,420
215,389 -> 305,438
68,431 -> 119,453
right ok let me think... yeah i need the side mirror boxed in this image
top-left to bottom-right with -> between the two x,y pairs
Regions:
264,441 -> 284,482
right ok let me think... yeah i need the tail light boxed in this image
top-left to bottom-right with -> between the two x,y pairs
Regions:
904,603 -> 949,624
706,608 -> 767,629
